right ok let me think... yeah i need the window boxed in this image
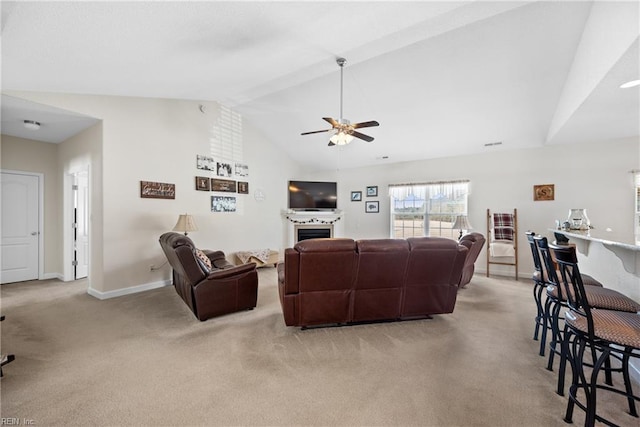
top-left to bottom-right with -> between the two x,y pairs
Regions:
389,181 -> 469,239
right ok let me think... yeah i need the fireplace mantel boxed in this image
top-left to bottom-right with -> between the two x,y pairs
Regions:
282,209 -> 345,247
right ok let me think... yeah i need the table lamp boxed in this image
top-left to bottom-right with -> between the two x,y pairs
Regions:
173,214 -> 198,235
453,215 -> 472,240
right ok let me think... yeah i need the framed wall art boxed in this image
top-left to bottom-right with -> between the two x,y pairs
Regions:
351,191 -> 362,202
216,161 -> 233,177
195,176 -> 210,191
140,181 -> 175,199
533,184 -> 554,201
196,155 -> 215,171
238,181 -> 249,194
211,196 -> 237,212
365,201 -> 379,213
235,163 -> 249,177
366,186 -> 378,197
211,178 -> 237,193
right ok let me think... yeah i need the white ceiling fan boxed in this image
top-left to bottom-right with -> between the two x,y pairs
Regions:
301,58 -> 379,146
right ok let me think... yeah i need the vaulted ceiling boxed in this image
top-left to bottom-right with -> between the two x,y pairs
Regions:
2,1 -> 638,171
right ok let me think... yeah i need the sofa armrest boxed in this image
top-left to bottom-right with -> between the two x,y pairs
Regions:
206,262 -> 256,280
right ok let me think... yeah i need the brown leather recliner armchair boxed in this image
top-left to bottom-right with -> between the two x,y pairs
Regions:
159,232 -> 258,321
458,232 -> 486,288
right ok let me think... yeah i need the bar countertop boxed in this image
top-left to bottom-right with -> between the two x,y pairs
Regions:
550,228 -> 640,252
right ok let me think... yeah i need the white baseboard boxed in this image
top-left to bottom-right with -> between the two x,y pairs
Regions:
41,272 -> 64,281
87,279 -> 171,300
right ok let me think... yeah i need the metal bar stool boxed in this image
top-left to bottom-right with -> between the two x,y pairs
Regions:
532,235 -> 604,359
551,243 -> 639,427
534,237 -> 640,395
525,231 -> 546,347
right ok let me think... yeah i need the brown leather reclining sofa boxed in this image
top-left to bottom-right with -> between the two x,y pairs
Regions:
277,237 -> 468,328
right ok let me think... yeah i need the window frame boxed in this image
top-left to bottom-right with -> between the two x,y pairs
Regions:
389,180 -> 469,240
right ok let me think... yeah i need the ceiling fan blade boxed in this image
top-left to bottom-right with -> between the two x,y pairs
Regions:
352,120 -> 379,129
323,117 -> 339,127
301,129 -> 331,136
351,131 -> 374,142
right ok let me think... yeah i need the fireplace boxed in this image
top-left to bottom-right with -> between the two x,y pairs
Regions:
296,226 -> 332,242
283,209 -> 344,247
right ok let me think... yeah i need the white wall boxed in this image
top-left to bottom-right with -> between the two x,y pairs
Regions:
59,123 -> 104,290
305,137 -> 640,280
3,91 -> 301,296
3,91 -> 638,295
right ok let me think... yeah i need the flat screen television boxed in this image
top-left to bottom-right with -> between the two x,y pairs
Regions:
288,180 -> 337,210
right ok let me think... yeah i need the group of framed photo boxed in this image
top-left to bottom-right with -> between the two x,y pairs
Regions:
195,176 -> 248,194
351,186 -> 379,213
196,155 -> 250,213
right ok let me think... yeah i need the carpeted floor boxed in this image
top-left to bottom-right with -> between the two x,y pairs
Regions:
1,268 -> 637,426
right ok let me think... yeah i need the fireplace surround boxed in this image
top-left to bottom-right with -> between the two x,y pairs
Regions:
283,210 -> 344,247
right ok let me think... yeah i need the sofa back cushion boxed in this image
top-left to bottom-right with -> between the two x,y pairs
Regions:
403,237 -> 468,316
294,238 -> 358,292
353,239 -> 409,322
293,238 -> 357,326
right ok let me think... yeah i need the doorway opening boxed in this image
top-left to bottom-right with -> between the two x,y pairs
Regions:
64,169 -> 89,281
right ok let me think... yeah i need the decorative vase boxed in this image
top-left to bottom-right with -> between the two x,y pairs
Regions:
568,209 -> 590,230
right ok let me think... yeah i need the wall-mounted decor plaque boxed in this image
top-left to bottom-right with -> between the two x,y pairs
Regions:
533,184 -> 554,201
195,176 -> 211,191
140,181 -> 175,199
211,178 -> 237,193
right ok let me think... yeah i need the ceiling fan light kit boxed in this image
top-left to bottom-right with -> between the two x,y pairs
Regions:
301,57 -> 379,146
23,120 -> 41,130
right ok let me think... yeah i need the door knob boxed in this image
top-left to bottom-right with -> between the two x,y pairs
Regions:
31,231 -> 39,236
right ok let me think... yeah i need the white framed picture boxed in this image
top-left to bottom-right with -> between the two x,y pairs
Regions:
365,201 -> 379,213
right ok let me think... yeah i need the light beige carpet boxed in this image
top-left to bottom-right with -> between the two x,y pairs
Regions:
1,269 -> 637,426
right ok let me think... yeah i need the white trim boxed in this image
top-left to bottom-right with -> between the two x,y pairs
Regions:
1,169 -> 45,281
87,279 -> 171,300
63,173 -> 74,281
41,272 -> 64,281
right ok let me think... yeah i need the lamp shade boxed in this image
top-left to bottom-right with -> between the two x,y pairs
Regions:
453,215 -> 472,240
453,215 -> 472,231
453,215 -> 472,230
173,214 -> 198,235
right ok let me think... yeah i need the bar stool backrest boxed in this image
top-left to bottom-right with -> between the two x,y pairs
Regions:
525,231 -> 543,278
548,243 -> 596,341
535,236 -> 567,296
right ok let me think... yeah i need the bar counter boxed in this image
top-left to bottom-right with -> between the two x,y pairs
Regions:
549,228 -> 640,303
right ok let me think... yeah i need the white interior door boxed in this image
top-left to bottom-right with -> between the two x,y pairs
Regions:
1,172 -> 40,284
74,171 -> 89,279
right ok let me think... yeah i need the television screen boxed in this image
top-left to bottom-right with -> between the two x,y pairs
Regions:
288,180 -> 337,210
